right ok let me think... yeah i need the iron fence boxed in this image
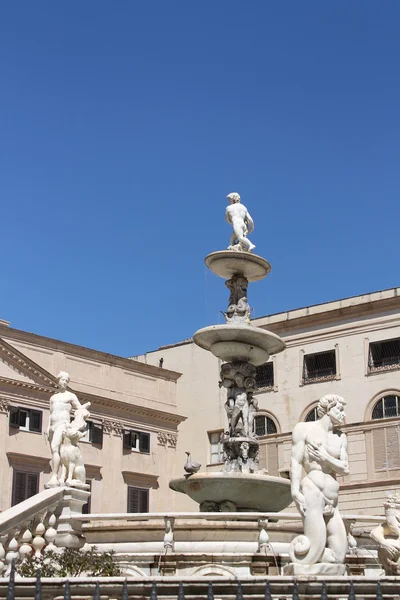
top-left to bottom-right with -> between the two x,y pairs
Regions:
4,561 -> 393,599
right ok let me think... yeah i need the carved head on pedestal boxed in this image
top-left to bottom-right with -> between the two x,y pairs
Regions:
226,192 -> 241,204
56,371 -> 70,391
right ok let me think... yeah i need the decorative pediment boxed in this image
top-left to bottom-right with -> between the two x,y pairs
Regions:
0,338 -> 56,392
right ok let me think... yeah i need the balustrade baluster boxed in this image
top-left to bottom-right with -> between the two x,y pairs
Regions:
177,581 -> 184,600
5,537 -> 19,575
93,580 -> 100,600
32,521 -> 46,557
44,513 -> 58,552
19,528 -> 33,562
64,580 -> 71,600
264,580 -> 272,600
0,541 -> 6,576
121,579 -> 128,600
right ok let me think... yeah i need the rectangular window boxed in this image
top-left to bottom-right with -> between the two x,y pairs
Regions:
127,486 -> 149,513
12,470 -> 39,506
209,431 -> 224,464
82,480 -> 92,514
80,421 -> 103,446
123,430 -> 150,453
369,338 -> 400,373
255,362 -> 274,390
303,350 -> 336,384
9,407 -> 42,433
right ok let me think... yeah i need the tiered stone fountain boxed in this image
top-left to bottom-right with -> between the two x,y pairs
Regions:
170,192 -> 291,512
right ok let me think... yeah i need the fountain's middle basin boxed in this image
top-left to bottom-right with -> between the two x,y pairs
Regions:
169,472 -> 292,512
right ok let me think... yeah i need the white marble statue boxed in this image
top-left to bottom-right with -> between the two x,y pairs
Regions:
225,192 -> 255,252
46,371 -> 87,487
59,403 -> 91,488
370,492 -> 400,574
288,394 -> 349,570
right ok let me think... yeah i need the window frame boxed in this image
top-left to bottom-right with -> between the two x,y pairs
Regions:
208,430 -> 224,465
123,430 -> 151,454
254,414 -> 278,438
368,338 -> 400,375
371,395 -> 400,420
80,420 -> 103,446
255,362 -> 274,392
12,469 -> 39,506
127,486 -> 149,513
9,407 -> 42,433
302,349 -> 337,385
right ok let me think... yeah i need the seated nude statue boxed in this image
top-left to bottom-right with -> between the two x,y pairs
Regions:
46,371 -> 85,487
371,493 -> 400,574
225,192 -> 255,252
289,394 -> 349,567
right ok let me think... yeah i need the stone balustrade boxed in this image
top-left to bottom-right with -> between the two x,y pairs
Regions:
0,486 -> 90,575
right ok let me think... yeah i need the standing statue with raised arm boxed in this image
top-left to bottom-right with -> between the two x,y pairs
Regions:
226,192 -> 255,252
286,394 -> 349,574
46,371 -> 86,487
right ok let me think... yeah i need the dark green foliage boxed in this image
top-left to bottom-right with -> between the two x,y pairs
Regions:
17,546 -> 120,578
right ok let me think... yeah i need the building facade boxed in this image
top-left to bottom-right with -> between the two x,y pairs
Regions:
138,287 -> 400,515
0,320 -> 185,513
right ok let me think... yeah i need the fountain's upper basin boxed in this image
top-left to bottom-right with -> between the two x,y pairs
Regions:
169,472 -> 292,513
193,324 -> 285,365
205,251 -> 271,281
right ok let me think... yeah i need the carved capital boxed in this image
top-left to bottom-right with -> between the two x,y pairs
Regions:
167,433 -> 178,449
157,431 -> 177,448
102,419 -> 114,436
0,399 -> 9,414
157,431 -> 168,447
112,422 -> 124,437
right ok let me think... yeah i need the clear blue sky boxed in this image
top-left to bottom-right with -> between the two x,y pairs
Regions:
1,2 -> 399,358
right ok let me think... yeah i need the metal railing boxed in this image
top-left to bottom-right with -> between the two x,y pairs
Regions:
4,561 -> 392,600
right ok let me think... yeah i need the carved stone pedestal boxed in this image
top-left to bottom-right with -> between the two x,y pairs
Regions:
55,487 -> 90,549
283,563 -> 347,576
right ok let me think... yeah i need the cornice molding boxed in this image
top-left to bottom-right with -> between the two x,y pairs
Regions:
121,470 -> 159,488
0,326 -> 181,382
0,339 -> 57,389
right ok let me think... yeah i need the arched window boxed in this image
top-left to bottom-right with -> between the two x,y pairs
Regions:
372,395 -> 400,420
254,415 -> 277,437
305,406 -> 319,422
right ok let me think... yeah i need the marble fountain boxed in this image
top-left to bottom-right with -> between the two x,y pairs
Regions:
0,192 -> 394,597
170,192 -> 291,513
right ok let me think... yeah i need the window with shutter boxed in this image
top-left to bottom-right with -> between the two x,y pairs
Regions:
373,425 -> 400,474
139,432 -> 150,453
123,430 -> 150,453
303,350 -> 336,384
9,407 -> 19,428
29,410 -> 42,433
12,471 -> 39,506
91,423 -> 103,446
123,431 -> 132,450
127,486 -> 149,513
254,415 -> 277,437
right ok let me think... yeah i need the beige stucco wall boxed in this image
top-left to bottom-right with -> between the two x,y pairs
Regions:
0,327 -> 185,513
140,289 -> 400,515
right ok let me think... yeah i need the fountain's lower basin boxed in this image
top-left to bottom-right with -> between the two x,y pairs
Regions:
169,472 -> 292,512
